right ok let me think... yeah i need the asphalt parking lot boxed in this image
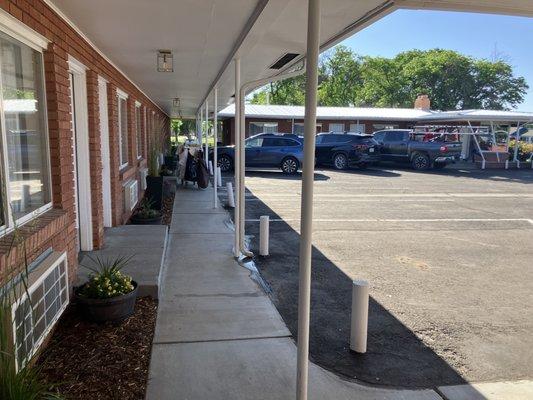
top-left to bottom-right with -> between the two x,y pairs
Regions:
220,166 -> 533,388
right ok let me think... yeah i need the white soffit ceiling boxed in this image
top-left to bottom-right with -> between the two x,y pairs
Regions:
48,0 -> 533,118
48,0 -> 265,117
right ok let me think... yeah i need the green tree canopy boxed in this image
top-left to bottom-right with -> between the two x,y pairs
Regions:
250,46 -> 528,111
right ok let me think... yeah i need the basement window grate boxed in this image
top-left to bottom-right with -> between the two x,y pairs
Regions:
11,252 -> 69,370
269,53 -> 300,70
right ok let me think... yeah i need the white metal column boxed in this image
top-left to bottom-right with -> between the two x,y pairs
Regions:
297,0 -> 320,399
214,87 -> 218,208
205,100 -> 209,164
234,58 -> 241,258
238,79 -> 247,255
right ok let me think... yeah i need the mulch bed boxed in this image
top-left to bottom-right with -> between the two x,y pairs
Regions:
37,297 -> 158,400
161,192 -> 175,225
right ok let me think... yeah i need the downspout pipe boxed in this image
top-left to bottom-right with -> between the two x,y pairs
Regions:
237,63 -> 306,258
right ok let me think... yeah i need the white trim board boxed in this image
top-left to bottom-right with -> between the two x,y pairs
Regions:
98,76 -> 112,228
68,56 -> 93,251
0,8 -> 49,50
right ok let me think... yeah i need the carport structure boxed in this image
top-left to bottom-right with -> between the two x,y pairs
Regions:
48,0 -> 533,398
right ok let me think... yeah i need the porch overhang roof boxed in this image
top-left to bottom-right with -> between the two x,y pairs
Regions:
46,0 -> 533,118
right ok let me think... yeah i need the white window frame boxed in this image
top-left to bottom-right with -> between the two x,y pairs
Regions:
10,251 -> 68,371
329,123 -> 345,132
117,89 -> 129,169
135,101 -> 142,160
0,10 -> 52,237
349,123 -> 366,134
249,121 -> 278,134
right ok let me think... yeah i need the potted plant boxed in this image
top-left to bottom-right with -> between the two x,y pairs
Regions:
75,256 -> 138,323
130,197 -> 162,225
145,147 -> 163,210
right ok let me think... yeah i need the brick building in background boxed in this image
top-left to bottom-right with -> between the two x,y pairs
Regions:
218,104 -> 429,144
0,1 -> 169,291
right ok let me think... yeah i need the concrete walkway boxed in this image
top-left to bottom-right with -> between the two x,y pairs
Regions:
145,186 -> 445,400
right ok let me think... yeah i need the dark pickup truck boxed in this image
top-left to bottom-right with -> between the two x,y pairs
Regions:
373,129 -> 462,170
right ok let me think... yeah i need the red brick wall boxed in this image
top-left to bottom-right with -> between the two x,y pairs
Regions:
222,117 -> 412,144
0,0 -> 169,285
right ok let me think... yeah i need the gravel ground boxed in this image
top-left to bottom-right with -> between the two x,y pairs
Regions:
38,297 -> 158,399
220,166 -> 533,388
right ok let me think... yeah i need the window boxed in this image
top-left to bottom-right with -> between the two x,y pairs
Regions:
135,103 -> 142,159
117,90 -> 128,168
329,123 -> 345,132
249,122 -> 278,135
373,123 -> 399,131
245,137 -> 263,148
385,131 -> 407,141
262,137 -> 300,147
0,30 -> 51,227
11,252 -> 68,370
294,123 -> 322,135
349,123 -> 365,134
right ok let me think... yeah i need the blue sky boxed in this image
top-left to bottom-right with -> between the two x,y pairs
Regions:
339,10 -> 533,111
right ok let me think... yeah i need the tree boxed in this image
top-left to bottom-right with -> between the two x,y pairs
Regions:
250,47 -> 528,110
318,46 -> 363,106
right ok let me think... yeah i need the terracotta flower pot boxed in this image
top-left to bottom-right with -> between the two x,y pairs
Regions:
75,282 -> 138,323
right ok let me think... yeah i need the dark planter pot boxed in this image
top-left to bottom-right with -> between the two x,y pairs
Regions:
130,213 -> 162,225
164,156 -> 177,169
75,282 -> 138,323
145,175 -> 163,210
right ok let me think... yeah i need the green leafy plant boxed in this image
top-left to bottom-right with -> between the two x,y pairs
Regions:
79,256 -> 135,300
134,198 -> 161,219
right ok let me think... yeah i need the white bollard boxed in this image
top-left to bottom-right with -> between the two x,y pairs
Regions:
259,215 -> 269,256
226,182 -> 235,208
350,280 -> 369,353
208,161 -> 214,175
217,167 -> 222,187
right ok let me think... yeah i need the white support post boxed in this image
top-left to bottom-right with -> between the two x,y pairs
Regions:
297,0 -> 320,399
513,123 -> 521,165
350,280 -> 369,353
214,87 -> 218,208
205,100 -> 209,164
259,215 -> 269,256
217,167 -> 222,187
238,72 -> 248,256
226,182 -> 235,208
208,161 -> 214,176
199,104 -> 204,150
234,58 -> 241,258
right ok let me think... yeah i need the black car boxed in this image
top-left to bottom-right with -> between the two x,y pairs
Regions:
315,133 -> 380,170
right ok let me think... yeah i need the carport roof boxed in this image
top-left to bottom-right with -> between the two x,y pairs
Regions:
218,104 -> 533,123
45,0 -> 533,118
218,104 -> 432,121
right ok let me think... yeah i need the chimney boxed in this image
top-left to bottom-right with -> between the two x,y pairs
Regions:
414,94 -> 431,110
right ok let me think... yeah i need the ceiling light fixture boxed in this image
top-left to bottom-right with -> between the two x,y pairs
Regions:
173,97 -> 180,108
157,50 -> 173,72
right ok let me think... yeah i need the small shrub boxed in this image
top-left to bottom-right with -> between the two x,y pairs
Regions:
134,198 -> 161,219
508,140 -> 533,161
79,256 -> 135,299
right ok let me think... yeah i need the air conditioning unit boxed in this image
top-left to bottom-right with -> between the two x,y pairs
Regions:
124,179 -> 139,211
139,168 -> 148,191
3,251 -> 69,371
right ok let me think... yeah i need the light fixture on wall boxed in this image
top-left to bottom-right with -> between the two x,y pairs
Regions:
157,50 -> 173,72
173,97 -> 180,108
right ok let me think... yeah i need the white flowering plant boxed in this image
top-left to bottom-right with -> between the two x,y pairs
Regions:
79,255 -> 135,299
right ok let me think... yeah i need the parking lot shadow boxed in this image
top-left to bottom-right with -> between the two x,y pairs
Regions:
245,170 -> 330,181
244,198 -> 477,390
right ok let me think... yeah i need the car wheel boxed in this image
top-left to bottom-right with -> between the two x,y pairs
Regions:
333,153 -> 348,170
411,153 -> 430,170
434,162 -> 446,169
281,157 -> 299,174
218,154 -> 233,172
